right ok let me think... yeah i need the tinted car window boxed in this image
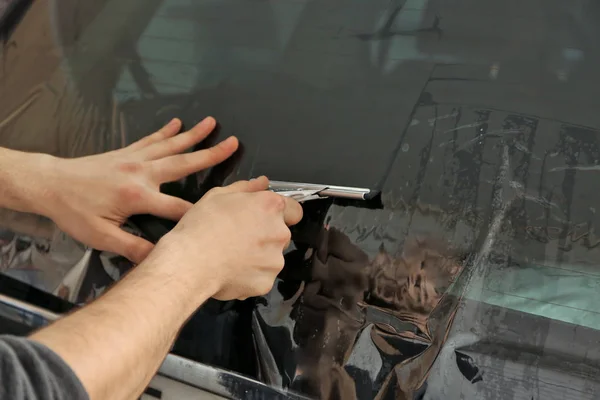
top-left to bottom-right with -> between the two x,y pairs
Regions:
1,0 -> 600,399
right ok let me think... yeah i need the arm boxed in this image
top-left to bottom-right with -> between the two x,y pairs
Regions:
30,246 -> 216,400
0,147 -> 53,215
0,149 -> 56,239
29,177 -> 303,400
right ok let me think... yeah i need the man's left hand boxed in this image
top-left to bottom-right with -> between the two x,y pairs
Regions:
38,117 -> 237,263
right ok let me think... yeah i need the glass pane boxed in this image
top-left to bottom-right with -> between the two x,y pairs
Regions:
1,0 -> 600,399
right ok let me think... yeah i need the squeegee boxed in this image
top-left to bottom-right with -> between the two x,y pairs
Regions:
268,180 -> 377,202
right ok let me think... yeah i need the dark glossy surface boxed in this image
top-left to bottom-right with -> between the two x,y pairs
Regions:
1,0 -> 600,399
0,295 -> 306,400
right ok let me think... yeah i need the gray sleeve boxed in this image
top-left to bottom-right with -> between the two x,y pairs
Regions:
0,335 -> 89,400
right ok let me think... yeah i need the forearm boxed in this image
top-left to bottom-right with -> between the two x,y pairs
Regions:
30,238 -> 216,400
0,147 -> 57,216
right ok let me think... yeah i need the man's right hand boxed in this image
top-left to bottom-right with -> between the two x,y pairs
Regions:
151,176 -> 303,302
28,176 -> 302,400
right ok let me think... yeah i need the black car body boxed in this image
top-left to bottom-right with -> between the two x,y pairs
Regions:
1,0 -> 600,399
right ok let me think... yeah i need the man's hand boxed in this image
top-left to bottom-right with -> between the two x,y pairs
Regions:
150,176 -> 303,301
39,117 -> 238,263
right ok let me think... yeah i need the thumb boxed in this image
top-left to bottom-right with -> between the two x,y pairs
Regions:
220,176 -> 269,194
97,223 -> 155,264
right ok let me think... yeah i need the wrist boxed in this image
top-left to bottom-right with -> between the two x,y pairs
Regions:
28,153 -> 62,217
0,149 -> 60,216
141,233 -> 221,307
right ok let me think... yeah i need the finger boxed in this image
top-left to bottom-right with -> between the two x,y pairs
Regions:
282,197 -> 303,226
95,223 -> 155,264
146,194 -> 193,221
255,276 -> 277,296
152,136 -> 239,183
143,117 -> 217,160
124,119 -> 182,153
277,227 -> 293,251
217,176 -> 270,194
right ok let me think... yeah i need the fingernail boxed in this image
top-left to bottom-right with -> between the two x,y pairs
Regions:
169,118 -> 179,126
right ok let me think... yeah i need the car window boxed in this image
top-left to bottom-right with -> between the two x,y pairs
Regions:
1,1 -> 600,399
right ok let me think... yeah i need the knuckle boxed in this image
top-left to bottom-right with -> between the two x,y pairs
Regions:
204,187 -> 217,197
257,280 -> 275,296
279,226 -> 292,243
262,192 -> 285,211
117,184 -> 144,203
206,145 -> 225,159
159,137 -> 180,154
125,241 -> 151,263
124,245 -> 139,262
272,253 -> 286,271
169,200 -> 191,219
204,186 -> 224,199
117,161 -> 143,174
175,153 -> 194,169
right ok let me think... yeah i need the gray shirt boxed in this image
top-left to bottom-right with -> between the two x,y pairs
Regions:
0,336 -> 88,400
